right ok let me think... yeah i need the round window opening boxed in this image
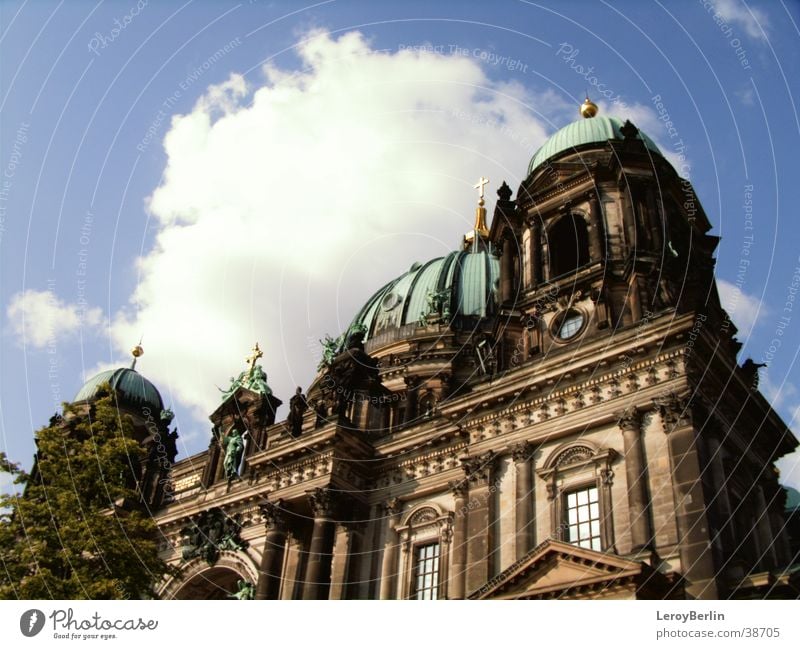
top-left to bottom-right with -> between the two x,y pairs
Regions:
553,309 -> 585,340
381,292 -> 402,311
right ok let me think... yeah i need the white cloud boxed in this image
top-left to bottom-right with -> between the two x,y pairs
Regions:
6,289 -> 102,348
112,30 -> 557,426
710,0 -> 769,41
717,278 -> 766,338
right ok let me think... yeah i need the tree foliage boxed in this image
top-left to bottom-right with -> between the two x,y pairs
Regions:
0,390 -> 175,598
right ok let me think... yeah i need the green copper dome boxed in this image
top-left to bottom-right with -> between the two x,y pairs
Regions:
74,367 -> 164,413
527,116 -> 661,176
347,249 -> 500,346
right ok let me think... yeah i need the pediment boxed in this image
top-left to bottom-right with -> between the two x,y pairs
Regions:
471,539 -> 653,600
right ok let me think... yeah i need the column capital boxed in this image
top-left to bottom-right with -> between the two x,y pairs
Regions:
461,450 -> 497,483
614,406 -> 642,432
448,479 -> 468,499
307,487 -> 337,519
653,392 -> 691,430
260,499 -> 288,532
383,497 -> 402,517
510,441 -> 535,463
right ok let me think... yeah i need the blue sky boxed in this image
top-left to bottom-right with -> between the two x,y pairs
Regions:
1,0 -> 799,487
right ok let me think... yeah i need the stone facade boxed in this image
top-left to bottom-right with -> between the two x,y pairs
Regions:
145,115 -> 798,599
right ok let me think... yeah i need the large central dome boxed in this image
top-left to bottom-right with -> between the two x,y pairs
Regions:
347,248 -> 500,349
527,114 -> 662,176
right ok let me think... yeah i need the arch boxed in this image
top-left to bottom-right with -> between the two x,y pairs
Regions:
547,213 -> 590,279
400,502 -> 446,528
542,439 -> 602,471
159,552 -> 259,600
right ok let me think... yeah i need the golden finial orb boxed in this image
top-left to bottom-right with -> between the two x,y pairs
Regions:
131,344 -> 144,359
580,96 -> 598,119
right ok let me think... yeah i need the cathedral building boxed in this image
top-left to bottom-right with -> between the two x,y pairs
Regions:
72,99 -> 799,599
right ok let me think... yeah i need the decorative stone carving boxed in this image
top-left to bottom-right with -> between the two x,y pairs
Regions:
409,507 -> 438,526
554,445 -> 593,468
448,480 -> 468,498
461,451 -> 497,483
307,487 -> 337,518
260,499 -> 287,532
653,392 -> 690,430
384,497 -> 402,517
511,441 -> 534,463
180,507 -> 248,566
615,406 -> 642,432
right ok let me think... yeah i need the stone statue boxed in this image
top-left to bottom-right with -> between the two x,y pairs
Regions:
218,372 -> 245,401
318,334 -> 342,371
229,580 -> 255,600
179,508 -> 249,566
741,358 -> 767,389
222,428 -> 245,480
164,429 -> 179,464
314,400 -> 327,428
246,364 -> 272,395
286,387 -> 308,437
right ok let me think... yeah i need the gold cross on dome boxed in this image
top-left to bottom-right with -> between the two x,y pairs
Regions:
246,342 -> 263,376
474,176 -> 489,201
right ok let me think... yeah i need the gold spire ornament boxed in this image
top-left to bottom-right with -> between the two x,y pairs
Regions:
580,96 -> 598,119
245,342 -> 263,378
472,176 -> 490,238
130,339 -> 144,370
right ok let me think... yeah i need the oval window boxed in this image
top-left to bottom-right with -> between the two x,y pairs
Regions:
553,310 -> 585,340
381,291 -> 401,311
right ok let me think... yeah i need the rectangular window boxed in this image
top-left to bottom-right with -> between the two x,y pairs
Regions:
565,486 -> 602,551
412,542 -> 441,600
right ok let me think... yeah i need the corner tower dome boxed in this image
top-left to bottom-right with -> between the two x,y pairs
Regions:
73,367 -> 164,414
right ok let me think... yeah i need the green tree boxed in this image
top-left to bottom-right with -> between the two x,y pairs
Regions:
0,389 -> 175,598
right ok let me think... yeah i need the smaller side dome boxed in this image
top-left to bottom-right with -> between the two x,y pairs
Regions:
74,368 -> 164,414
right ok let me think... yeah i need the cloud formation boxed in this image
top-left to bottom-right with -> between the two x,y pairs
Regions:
7,289 -> 102,348
110,30 -> 676,442
717,278 -> 765,338
710,0 -> 769,41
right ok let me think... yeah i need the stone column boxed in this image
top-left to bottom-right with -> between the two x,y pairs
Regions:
530,219 -> 542,287
462,451 -> 497,595
329,521 -> 360,600
280,531 -> 306,599
255,500 -> 287,600
755,483 -> 778,569
448,481 -> 468,599
302,488 -> 337,600
499,236 -> 514,303
587,192 -> 603,260
616,407 -> 653,552
404,377 -> 419,424
654,394 -> 718,598
512,442 -> 535,560
704,434 -> 741,576
378,498 -> 402,600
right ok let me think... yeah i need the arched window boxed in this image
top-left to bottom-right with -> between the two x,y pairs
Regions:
548,214 -> 590,278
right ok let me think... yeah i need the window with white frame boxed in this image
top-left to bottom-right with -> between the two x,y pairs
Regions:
564,485 -> 602,551
412,541 -> 441,600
